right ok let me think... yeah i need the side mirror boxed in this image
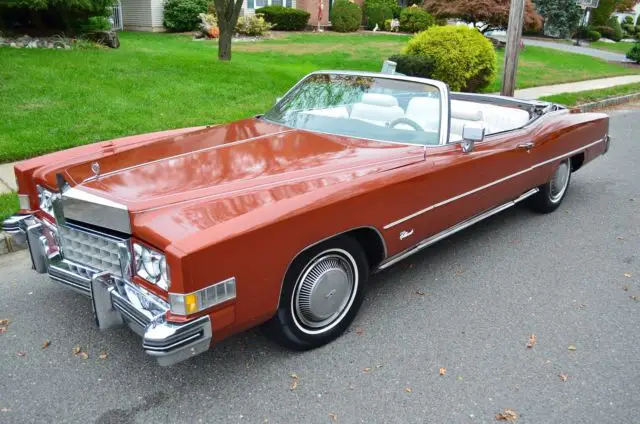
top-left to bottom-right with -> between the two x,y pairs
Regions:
461,122 -> 485,153
275,97 -> 282,105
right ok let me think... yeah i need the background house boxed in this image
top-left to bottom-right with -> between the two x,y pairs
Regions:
112,0 -> 362,31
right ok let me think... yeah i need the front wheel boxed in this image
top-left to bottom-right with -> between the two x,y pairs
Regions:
529,158 -> 572,213
263,236 -> 368,350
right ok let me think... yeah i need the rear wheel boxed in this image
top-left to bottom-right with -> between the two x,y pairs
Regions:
263,236 -> 368,350
529,158 -> 571,213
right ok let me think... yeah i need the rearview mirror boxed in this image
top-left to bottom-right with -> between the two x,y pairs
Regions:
461,122 -> 485,153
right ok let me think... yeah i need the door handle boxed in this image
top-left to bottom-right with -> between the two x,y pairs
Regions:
517,142 -> 535,151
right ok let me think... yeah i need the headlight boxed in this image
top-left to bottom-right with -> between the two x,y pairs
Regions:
37,185 -> 56,216
133,243 -> 170,290
169,278 -> 236,315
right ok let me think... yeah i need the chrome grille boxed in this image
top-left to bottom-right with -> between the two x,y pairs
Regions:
58,225 -> 124,276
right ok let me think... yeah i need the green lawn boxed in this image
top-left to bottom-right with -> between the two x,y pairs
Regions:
0,31 -> 637,163
589,40 -> 635,55
539,82 -> 640,106
0,193 -> 19,221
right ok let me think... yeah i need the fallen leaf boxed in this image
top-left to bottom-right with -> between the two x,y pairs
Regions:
375,364 -> 383,368
415,290 -> 426,296
630,295 -> 639,301
1,407 -> 10,412
496,408 -> 519,422
42,340 -> 51,349
616,236 -> 625,240
559,373 -> 568,382
404,387 -> 412,393
363,367 -> 372,373
16,352 -> 25,357
624,273 -> 632,278
623,285 -> 630,292
289,373 -> 298,391
355,327 -> 363,335
527,334 -> 537,348
568,344 -> 577,351
72,345 -> 81,355
99,352 -> 108,360
0,319 -> 9,326
0,328 -> 6,335
78,352 -> 88,360
439,367 -> 446,376
457,376 -> 464,381
328,413 -> 337,422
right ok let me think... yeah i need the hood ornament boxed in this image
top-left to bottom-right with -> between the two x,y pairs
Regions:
91,162 -> 101,179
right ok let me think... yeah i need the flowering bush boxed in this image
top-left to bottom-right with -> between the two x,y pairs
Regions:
198,12 -> 218,37
235,14 -> 273,36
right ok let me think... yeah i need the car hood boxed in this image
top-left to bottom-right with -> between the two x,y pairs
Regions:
35,119 -> 422,245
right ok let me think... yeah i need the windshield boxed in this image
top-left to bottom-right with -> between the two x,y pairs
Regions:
263,73 -> 442,146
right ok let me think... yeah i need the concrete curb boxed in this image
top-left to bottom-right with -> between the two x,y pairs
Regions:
0,232 -> 26,256
577,91 -> 640,112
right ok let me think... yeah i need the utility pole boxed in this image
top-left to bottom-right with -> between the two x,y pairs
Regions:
501,0 -> 525,97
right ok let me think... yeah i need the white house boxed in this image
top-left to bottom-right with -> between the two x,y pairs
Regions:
614,3 -> 640,24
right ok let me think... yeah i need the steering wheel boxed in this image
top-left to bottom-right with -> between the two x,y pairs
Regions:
388,117 -> 423,131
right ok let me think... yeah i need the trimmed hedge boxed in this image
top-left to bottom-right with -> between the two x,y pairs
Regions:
626,42 -> 640,63
388,54 -> 435,78
606,16 -> 623,41
330,0 -> 361,32
365,4 -> 393,30
398,6 -> 434,33
404,25 -> 496,92
592,25 -> 616,40
163,0 -> 209,32
587,29 -> 601,41
255,6 -> 310,30
363,0 -> 400,19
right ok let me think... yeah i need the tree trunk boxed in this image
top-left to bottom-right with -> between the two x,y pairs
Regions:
218,22 -> 233,61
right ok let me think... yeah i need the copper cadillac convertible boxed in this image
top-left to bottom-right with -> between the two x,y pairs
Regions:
3,71 -> 609,365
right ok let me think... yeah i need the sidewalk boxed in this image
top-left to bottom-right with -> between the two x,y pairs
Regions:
511,75 -> 640,100
0,162 -> 17,194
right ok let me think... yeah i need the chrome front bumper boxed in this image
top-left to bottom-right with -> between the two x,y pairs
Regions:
2,214 -> 212,366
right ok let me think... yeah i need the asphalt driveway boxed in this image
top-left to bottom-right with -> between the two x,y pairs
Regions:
0,106 -> 639,423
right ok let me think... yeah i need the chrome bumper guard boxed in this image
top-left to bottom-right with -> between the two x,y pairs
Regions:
2,214 -> 33,247
2,214 -> 212,366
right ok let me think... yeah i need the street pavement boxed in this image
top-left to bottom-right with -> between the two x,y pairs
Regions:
492,36 -> 631,63
1,106 -> 639,424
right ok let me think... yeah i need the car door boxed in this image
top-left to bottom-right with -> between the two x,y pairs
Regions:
382,126 -> 540,253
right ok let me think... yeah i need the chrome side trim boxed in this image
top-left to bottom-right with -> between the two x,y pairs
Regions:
384,137 -> 605,229
377,188 -> 539,271
61,187 -> 131,234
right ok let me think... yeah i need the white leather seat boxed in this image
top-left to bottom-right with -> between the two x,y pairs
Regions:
450,101 -> 485,142
450,100 -> 530,136
350,93 -> 404,127
404,97 -> 440,131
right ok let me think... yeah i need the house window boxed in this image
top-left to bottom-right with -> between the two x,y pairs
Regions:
256,0 -> 266,6
272,0 -> 282,5
247,0 -> 290,8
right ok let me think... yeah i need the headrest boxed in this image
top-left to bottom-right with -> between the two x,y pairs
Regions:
359,93 -> 399,108
451,100 -> 484,121
451,108 -> 483,121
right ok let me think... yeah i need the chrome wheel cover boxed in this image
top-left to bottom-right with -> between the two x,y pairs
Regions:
291,249 -> 358,335
549,160 -> 570,203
